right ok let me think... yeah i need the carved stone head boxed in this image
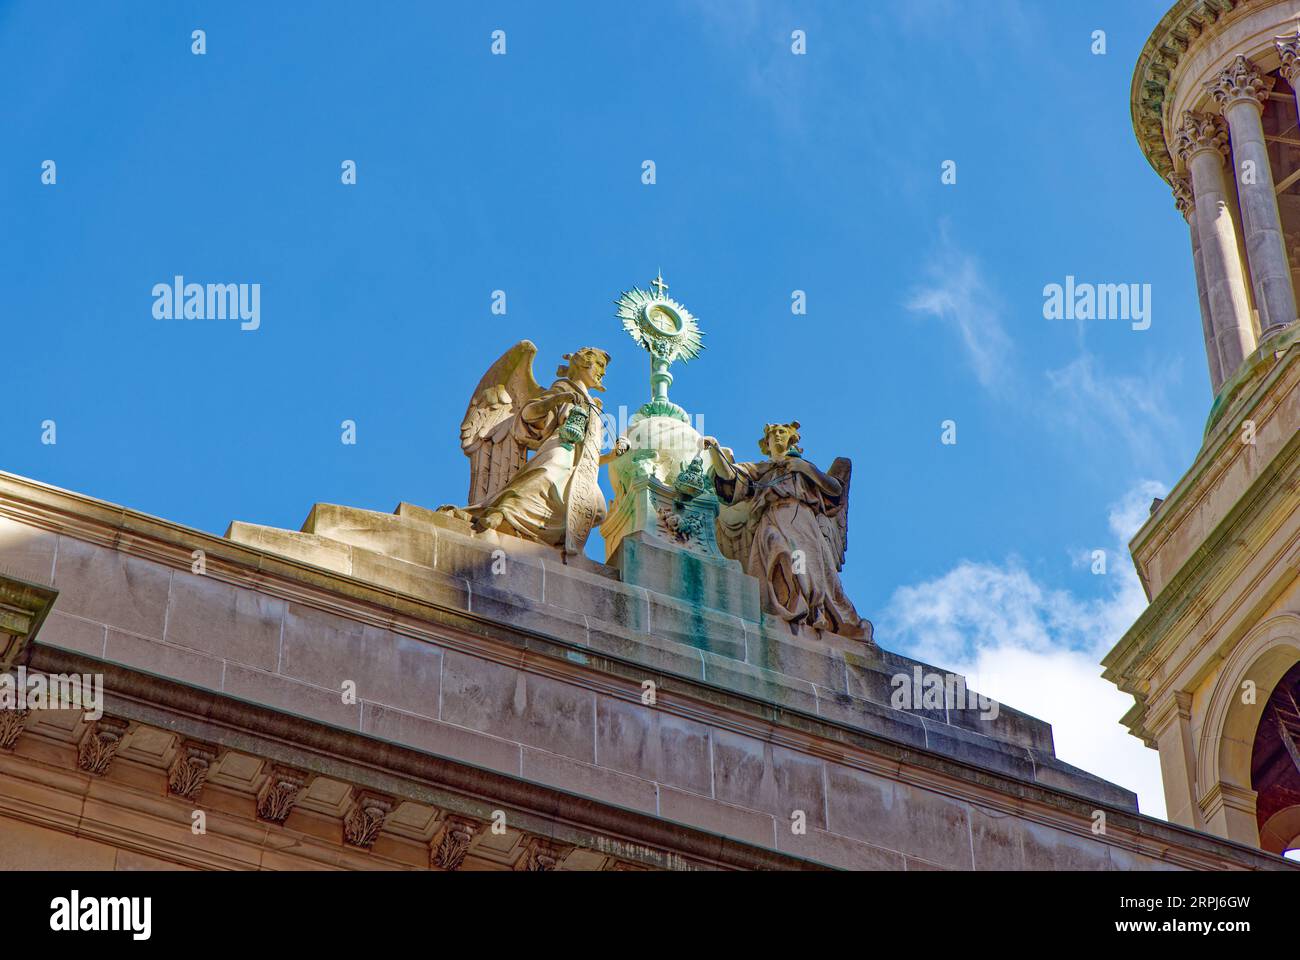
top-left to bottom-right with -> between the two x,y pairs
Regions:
557,346 -> 610,392
759,421 -> 801,459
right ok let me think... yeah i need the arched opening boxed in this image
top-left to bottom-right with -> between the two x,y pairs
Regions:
1198,617 -> 1300,847
1251,661 -> 1300,856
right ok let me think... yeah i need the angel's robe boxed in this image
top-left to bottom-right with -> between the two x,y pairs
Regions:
465,376 -> 606,555
714,458 -> 867,639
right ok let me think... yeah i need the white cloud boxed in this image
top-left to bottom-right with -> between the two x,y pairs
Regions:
879,480 -> 1170,818
905,236 -> 1015,393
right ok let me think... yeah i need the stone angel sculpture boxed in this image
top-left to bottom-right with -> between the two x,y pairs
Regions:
703,421 -> 872,643
439,341 -> 628,558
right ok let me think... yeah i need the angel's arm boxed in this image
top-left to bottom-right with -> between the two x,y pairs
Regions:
702,436 -> 736,481
599,437 -> 630,466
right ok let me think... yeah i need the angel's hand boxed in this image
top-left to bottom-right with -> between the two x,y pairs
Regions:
613,436 -> 631,457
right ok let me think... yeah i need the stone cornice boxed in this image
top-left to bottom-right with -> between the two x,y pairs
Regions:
26,644 -> 1295,872
1131,0 -> 1242,181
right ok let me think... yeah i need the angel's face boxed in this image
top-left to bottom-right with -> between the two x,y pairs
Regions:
571,351 -> 607,391
765,425 -> 795,459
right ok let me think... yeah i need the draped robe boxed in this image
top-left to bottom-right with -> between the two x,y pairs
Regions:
714,458 -> 867,639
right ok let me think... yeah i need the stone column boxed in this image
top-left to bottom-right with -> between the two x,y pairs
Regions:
1173,176 -> 1224,390
1174,111 -> 1256,380
1206,56 -> 1297,339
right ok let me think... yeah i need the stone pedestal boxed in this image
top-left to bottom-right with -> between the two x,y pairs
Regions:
602,414 -> 759,622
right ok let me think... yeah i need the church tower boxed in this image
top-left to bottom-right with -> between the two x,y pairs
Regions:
1104,0 -> 1300,855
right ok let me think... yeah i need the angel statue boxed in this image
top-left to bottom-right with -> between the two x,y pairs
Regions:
439,341 -> 629,558
702,421 -> 872,643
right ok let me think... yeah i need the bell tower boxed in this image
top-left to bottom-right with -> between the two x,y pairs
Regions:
1104,0 -> 1300,856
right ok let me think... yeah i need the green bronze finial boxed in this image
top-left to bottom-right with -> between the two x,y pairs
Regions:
615,273 -> 704,424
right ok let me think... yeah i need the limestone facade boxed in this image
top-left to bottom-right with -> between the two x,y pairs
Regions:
0,472 -> 1289,871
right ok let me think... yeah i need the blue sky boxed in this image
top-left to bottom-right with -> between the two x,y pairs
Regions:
1,1 -> 1198,813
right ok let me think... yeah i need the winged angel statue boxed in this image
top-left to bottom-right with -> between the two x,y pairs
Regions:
439,341 -> 628,558
703,421 -> 872,643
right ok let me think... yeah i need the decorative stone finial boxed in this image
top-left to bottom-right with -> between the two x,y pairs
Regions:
1174,111 -> 1229,167
1205,55 -> 1274,112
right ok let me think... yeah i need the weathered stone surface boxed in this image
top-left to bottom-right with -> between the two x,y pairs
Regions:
596,695 -> 713,796
362,703 -> 521,776
106,630 -> 224,691
222,662 -> 360,730
521,748 -> 659,814
584,622 -> 705,680
225,522 -> 352,574
658,785 -> 776,848
279,604 -> 441,720
439,650 -> 596,762
0,515 -> 56,584
711,729 -> 827,829
813,688 -> 929,749
434,532 -> 543,602
349,550 -> 470,609
1021,820 -> 1111,870
302,504 -> 436,568
36,612 -> 106,658
651,595 -> 746,660
919,719 -> 1037,781
702,653 -> 818,715
612,535 -> 760,621
53,537 -> 170,639
747,621 -> 847,693
468,583 -> 589,646
969,804 -> 1024,870
165,574 -> 284,672
545,563 -> 650,632
825,764 -> 974,869
776,825 -> 905,870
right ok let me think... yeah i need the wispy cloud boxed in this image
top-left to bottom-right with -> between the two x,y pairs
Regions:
905,234 -> 1015,393
1046,352 -> 1182,476
879,480 -> 1169,817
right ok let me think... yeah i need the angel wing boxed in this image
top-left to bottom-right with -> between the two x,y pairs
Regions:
816,457 -> 852,571
458,340 -> 544,505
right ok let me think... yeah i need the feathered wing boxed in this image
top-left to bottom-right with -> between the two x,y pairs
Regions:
458,340 -> 543,504
817,457 -> 852,571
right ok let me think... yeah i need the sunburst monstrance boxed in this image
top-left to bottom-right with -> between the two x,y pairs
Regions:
615,271 -> 704,423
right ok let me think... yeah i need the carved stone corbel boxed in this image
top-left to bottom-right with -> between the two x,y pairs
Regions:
77,716 -> 130,775
431,815 -> 482,871
516,836 -> 569,872
256,765 -> 308,824
167,741 -> 218,802
0,708 -> 29,750
343,791 -> 394,849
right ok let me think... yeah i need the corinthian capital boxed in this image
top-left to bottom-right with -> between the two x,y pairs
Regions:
1173,111 -> 1229,167
1205,55 -> 1274,112
1277,29 -> 1300,84
1171,176 -> 1195,221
